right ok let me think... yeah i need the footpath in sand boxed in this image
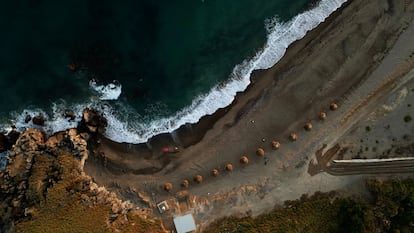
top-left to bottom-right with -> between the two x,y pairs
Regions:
84,0 -> 414,230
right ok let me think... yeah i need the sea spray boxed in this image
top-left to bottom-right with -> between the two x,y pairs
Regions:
89,79 -> 122,101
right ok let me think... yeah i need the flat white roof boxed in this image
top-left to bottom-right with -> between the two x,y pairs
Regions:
173,214 -> 196,233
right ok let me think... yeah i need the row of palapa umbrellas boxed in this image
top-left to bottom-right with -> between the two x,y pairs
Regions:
163,103 -> 339,192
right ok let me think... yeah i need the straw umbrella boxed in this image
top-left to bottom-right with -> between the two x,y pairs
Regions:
330,103 -> 338,110
164,182 -> 173,191
271,141 -> 281,150
304,122 -> 312,131
319,111 -> 327,120
289,133 -> 298,141
240,156 -> 249,164
211,169 -> 219,177
181,179 -> 189,188
194,175 -> 203,183
225,163 -> 233,171
256,148 -> 265,157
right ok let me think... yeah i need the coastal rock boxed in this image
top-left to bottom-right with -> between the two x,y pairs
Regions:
0,127 -> 145,232
79,108 -> 108,134
24,115 -> 31,123
32,115 -> 45,126
64,110 -> 76,121
0,133 -> 8,152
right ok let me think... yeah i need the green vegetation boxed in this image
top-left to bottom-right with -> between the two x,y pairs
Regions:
365,126 -> 371,132
404,115 -> 412,123
13,153 -> 164,233
205,178 -> 414,233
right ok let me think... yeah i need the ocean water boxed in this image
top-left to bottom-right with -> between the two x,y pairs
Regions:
0,0 -> 347,143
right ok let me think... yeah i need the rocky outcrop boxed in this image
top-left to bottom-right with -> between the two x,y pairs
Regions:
0,108 -> 159,232
0,131 -> 20,153
32,115 -> 45,126
78,108 -> 108,134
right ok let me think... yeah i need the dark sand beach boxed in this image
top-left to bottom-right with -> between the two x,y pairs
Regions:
83,0 -> 414,229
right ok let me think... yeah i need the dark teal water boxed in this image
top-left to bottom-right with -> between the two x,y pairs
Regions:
0,0 -> 313,121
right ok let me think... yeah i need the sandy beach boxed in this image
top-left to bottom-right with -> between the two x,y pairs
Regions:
83,0 -> 414,230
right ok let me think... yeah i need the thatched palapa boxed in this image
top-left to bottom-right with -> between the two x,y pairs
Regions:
194,175 -> 203,183
304,122 -> 312,131
289,133 -> 298,141
256,148 -> 265,156
240,156 -> 249,164
225,163 -> 233,171
271,141 -> 281,150
164,182 -> 173,191
319,111 -> 327,120
181,179 -> 189,188
211,169 -> 219,177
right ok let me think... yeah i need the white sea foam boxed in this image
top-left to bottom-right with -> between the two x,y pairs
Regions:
102,0 -> 348,143
89,79 -> 122,100
1,0 -> 348,144
10,103 -> 84,136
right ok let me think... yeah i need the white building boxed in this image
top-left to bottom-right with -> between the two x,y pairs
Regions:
173,213 -> 196,233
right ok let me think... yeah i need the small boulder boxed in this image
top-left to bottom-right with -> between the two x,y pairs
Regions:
24,115 -> 32,123
79,108 -> 108,134
32,115 -> 45,126
64,110 -> 76,120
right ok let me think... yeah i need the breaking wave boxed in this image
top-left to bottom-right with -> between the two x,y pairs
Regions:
89,79 -> 122,100
1,0 -> 347,144
102,0 -> 348,143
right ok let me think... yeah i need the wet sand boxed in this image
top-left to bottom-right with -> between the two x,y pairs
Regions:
84,0 -> 414,229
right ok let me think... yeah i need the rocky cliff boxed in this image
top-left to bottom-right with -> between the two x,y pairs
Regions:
0,109 -> 164,233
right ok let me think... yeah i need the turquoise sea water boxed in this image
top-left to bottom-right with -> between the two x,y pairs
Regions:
0,0 -> 345,142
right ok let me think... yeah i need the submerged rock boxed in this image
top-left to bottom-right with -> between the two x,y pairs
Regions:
32,115 -> 45,126
24,115 -> 31,123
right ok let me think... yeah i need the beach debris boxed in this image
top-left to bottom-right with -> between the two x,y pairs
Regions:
319,111 -> 327,120
330,103 -> 338,110
164,183 -> 173,192
225,163 -> 233,172
194,175 -> 203,183
32,115 -> 45,126
211,169 -> 219,177
271,141 -> 281,150
261,138 -> 266,142
289,133 -> 298,141
181,179 -> 189,188
304,122 -> 313,131
256,148 -> 265,157
240,156 -> 249,164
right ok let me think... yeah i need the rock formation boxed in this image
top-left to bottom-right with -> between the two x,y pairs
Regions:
0,108 -> 162,233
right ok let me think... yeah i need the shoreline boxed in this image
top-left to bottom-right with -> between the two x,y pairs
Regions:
85,0 -> 414,189
85,0 -> 414,230
92,0 -> 352,157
